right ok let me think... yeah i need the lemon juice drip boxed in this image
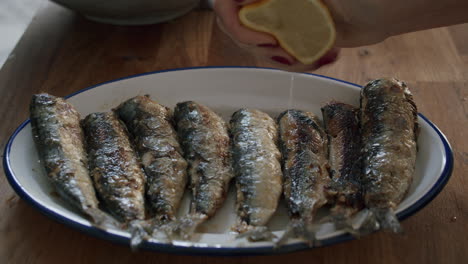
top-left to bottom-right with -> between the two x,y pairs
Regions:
288,74 -> 295,109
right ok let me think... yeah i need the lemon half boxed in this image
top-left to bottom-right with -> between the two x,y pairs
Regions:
239,0 -> 336,65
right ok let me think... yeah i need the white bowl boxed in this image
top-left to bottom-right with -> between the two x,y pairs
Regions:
51,0 -> 201,25
3,67 -> 453,255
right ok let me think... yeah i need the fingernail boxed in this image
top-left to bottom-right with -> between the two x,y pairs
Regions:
316,50 -> 339,67
271,56 -> 292,66
316,56 -> 336,67
257,43 -> 279,48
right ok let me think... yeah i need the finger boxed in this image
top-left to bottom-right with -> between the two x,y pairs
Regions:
311,48 -> 340,68
239,36 -> 339,70
241,44 -> 297,66
290,48 -> 340,71
267,48 -> 297,67
216,17 -> 252,50
220,21 -> 339,71
214,0 -> 277,46
258,48 -> 340,71
220,32 -> 297,67
234,0 -> 262,6
217,12 -> 298,68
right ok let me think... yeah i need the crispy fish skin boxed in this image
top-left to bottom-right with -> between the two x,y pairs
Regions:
115,96 -> 188,222
83,112 -> 146,223
173,101 -> 234,238
30,94 -> 100,215
360,78 -> 418,232
230,109 -> 282,241
322,102 -> 363,218
277,109 -> 330,245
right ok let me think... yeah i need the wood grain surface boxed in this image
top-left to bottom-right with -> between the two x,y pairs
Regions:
1,3 -> 467,264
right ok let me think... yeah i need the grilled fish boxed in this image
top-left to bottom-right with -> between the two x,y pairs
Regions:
83,112 -> 146,223
172,101 -> 234,239
277,109 -> 331,246
230,109 -> 282,241
360,78 -> 418,232
115,96 -> 188,223
30,94 -> 112,226
321,102 -> 364,228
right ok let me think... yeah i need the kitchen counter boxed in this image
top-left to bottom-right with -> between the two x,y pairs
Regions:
0,3 -> 466,263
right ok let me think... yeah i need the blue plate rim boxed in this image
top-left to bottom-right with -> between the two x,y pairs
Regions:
2,66 -> 454,256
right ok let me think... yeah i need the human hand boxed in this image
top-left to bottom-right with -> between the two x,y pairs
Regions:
213,0 -> 342,71
215,0 -> 468,70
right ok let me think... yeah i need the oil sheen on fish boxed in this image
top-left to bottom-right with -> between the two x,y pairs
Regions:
321,102 -> 364,228
172,101 -> 234,239
360,78 -> 418,232
230,109 -> 282,241
277,109 -> 331,246
30,94 -> 110,226
83,112 -> 146,223
115,96 -> 188,223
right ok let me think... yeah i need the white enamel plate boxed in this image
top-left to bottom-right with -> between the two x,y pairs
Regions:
4,67 -> 453,255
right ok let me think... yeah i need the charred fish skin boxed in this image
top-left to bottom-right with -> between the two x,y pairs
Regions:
115,96 -> 188,222
321,102 -> 364,217
278,110 -> 330,219
30,94 -> 100,214
360,78 -> 418,231
230,109 -> 282,239
277,109 -> 330,245
174,102 -> 233,227
83,112 -> 146,223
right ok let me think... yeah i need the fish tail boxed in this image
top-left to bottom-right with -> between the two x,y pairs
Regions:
127,220 -> 154,250
129,217 -> 175,248
236,226 -> 276,242
275,218 -> 317,248
353,208 -> 402,235
317,209 -> 364,238
86,208 -> 156,250
372,208 -> 402,233
275,220 -> 299,248
168,213 -> 207,240
150,221 -> 174,243
84,208 -> 119,229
